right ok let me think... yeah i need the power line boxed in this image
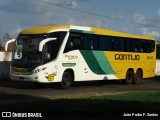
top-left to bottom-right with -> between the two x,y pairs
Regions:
36,0 -> 160,29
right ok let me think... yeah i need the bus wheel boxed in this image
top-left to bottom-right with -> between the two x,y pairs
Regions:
125,70 -> 134,85
60,72 -> 73,89
134,70 -> 142,84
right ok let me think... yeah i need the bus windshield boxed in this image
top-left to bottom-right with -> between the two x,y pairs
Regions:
11,32 -> 67,68
12,34 -> 47,68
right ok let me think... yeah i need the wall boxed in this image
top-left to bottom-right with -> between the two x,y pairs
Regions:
156,60 -> 160,76
0,52 -> 11,80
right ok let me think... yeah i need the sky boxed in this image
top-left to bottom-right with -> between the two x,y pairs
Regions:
0,0 -> 160,43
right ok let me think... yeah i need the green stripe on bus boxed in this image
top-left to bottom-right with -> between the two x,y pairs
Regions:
70,29 -> 95,34
80,50 -> 105,74
80,50 -> 116,75
92,51 -> 116,74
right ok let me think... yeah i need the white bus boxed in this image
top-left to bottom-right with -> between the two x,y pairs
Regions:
10,24 -> 156,88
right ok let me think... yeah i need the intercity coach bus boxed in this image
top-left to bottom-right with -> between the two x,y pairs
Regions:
10,24 -> 156,88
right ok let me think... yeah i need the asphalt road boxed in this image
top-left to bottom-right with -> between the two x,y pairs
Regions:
0,77 -> 160,105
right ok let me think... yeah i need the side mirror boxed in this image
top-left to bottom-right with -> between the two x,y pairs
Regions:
5,39 -> 15,51
39,38 -> 57,52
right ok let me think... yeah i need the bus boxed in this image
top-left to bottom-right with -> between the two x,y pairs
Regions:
10,24 -> 156,88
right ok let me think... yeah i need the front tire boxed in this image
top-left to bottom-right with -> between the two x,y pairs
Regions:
60,72 -> 73,89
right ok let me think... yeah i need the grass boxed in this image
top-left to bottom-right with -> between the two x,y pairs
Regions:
87,91 -> 160,103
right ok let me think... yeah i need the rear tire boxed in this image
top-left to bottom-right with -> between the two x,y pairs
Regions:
60,72 -> 73,89
125,70 -> 134,85
134,70 -> 142,84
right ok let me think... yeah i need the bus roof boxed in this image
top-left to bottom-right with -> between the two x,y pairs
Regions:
20,24 -> 70,34
20,24 -> 155,40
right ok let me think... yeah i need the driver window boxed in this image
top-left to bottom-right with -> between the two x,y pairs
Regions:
43,32 -> 66,63
44,46 -> 51,61
43,41 -> 55,63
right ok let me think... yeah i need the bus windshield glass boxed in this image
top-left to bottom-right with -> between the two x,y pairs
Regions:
12,34 -> 47,68
11,32 -> 67,68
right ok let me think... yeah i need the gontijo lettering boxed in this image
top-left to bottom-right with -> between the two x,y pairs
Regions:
115,54 -> 140,60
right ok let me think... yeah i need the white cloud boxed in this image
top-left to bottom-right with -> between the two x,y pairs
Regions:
10,28 -> 22,37
132,10 -> 160,43
112,13 -> 123,19
0,0 -> 78,13
12,28 -> 22,35
150,9 -> 160,24
133,13 -> 146,23
133,9 -> 160,27
140,28 -> 160,38
71,0 -> 78,8
68,18 -> 109,28
0,0 -> 77,26
65,0 -> 78,8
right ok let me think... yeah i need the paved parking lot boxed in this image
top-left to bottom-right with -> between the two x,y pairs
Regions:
0,77 -> 160,105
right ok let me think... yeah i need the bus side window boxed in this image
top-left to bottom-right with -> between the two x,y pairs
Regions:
136,40 -> 141,52
64,32 -> 82,53
148,41 -> 155,52
140,40 -> 147,53
113,37 -> 125,51
93,35 -> 98,50
81,34 -> 98,50
151,41 -> 155,52
126,39 -> 137,52
83,34 -> 91,50
125,38 -> 132,52
72,38 -> 81,50
64,38 -> 73,52
145,41 -> 150,53
98,35 -> 112,51
141,41 -> 146,52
